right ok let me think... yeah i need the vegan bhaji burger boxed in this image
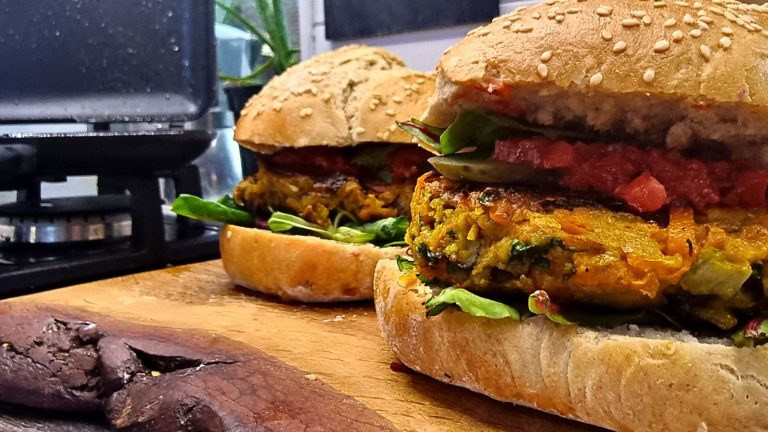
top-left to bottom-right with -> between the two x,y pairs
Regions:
175,45 -> 434,301
375,1 -> 768,430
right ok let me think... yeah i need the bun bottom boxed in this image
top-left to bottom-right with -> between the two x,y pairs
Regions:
220,225 -> 403,302
373,259 -> 768,432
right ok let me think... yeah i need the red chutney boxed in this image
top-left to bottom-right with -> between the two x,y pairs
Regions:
493,137 -> 768,213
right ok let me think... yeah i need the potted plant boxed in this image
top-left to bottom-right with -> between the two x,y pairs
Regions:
216,0 -> 299,120
216,0 -> 298,174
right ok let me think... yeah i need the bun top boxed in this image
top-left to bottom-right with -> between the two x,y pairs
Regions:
234,45 -> 435,153
430,0 -> 768,117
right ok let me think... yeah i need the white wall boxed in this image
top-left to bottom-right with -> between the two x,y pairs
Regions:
299,0 -> 534,71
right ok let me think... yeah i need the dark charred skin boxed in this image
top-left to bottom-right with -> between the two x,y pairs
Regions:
407,173 -> 768,328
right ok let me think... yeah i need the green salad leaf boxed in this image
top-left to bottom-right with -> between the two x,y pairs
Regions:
267,212 -> 406,246
424,288 -> 521,320
396,255 -> 416,272
400,111 -> 598,155
527,290 -> 575,325
171,194 -> 254,227
352,217 -> 408,244
732,318 -> 768,347
397,118 -> 444,150
172,194 -> 408,246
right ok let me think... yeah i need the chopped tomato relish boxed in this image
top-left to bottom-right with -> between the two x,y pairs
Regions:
493,137 -> 768,213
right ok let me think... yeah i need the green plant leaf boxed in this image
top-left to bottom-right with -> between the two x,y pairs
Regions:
397,119 -> 443,150
171,194 -> 253,226
351,217 -> 408,244
215,0 -> 275,51
396,255 -> 415,272
267,212 -> 328,236
401,112 -> 599,155
732,318 -> 768,347
527,290 -> 574,325
424,288 -> 521,320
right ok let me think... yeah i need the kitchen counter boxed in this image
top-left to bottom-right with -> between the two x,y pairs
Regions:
2,260 -> 604,431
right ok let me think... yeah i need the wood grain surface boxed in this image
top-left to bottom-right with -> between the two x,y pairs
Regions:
5,260 -> 606,432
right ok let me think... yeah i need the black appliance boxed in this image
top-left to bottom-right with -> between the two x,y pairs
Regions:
0,0 -> 219,296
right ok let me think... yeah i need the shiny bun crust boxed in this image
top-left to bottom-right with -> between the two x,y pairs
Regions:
219,225 -> 403,302
234,45 -> 435,153
374,259 -> 768,432
425,0 -> 768,165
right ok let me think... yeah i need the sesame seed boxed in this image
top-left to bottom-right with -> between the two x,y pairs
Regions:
697,10 -> 706,17
507,15 -> 521,22
693,1 -> 703,8
386,109 -> 396,117
683,14 -> 696,25
622,18 -> 641,27
700,16 -> 714,23
613,40 -> 628,53
502,21 -> 512,29
537,63 -> 549,79
672,30 -> 685,41
742,14 -> 755,23
545,0 -> 556,4
299,107 -> 313,118
700,44 -> 712,61
690,28 -> 702,37
698,21 -> 709,30
321,93 -> 332,102
392,96 -> 403,103
555,14 -> 565,23
272,102 -> 283,112
722,26 -> 734,35
663,18 -> 677,27
547,11 -> 556,19
654,39 -> 671,52
369,103 -> 378,111
653,1 -> 666,7
567,7 -> 581,14
763,30 -> 768,37
304,374 -> 318,381
382,131 -> 391,140
725,11 -> 738,21
532,11 -> 542,19
674,0 -> 689,5
752,23 -> 764,31
518,25 -> 533,33
709,6 -> 724,15
642,15 -> 652,25
589,72 -> 603,87
601,30 -> 613,40
389,124 -> 398,132
643,69 -> 656,82
478,28 -> 491,36
631,10 -> 647,17
355,127 -> 366,135
541,50 -> 553,62
719,36 -> 732,48
595,6 -> 611,16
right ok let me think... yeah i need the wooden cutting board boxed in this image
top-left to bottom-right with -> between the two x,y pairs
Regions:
5,260 -> 604,432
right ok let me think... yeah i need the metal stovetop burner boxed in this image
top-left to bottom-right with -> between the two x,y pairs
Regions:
0,195 -> 132,244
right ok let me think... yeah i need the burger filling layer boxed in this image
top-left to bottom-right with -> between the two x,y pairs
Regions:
409,174 -> 768,330
233,144 -> 432,227
400,112 -> 768,339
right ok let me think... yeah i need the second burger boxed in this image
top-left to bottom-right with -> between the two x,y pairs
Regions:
175,45 -> 435,302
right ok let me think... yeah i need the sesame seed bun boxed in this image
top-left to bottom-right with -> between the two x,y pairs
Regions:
234,45 -> 435,153
374,258 -> 768,432
424,0 -> 768,164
